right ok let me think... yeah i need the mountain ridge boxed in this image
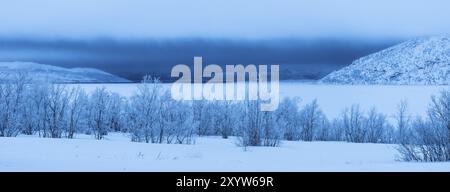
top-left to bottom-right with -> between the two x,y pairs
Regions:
0,61 -> 131,83
320,36 -> 450,85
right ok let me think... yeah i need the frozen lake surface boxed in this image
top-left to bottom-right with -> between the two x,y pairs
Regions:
70,82 -> 450,120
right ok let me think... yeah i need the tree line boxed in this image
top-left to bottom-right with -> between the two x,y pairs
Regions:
0,75 -> 448,162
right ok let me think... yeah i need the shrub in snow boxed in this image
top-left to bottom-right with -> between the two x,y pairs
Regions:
44,84 -> 70,138
334,105 -> 391,143
161,98 -> 196,144
127,76 -> 195,144
127,76 -> 165,143
194,100 -> 240,138
87,87 -> 110,140
395,100 -> 411,144
275,97 -> 301,141
0,73 -> 28,137
340,105 -> 366,143
261,111 -> 282,147
326,119 -> 345,141
238,99 -> 281,147
314,116 -> 332,141
197,100 -> 220,136
107,93 -> 125,132
217,101 -> 236,139
398,90 -> 450,162
65,87 -> 88,138
299,99 -> 327,141
364,107 -> 389,143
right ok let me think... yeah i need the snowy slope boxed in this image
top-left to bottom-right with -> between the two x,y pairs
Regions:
1,134 -> 449,171
0,62 -> 130,83
321,36 -> 450,85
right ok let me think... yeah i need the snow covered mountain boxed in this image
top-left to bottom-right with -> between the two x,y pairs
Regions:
321,36 -> 450,85
0,62 -> 131,83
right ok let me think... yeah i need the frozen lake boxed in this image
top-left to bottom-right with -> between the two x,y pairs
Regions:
70,82 -> 450,121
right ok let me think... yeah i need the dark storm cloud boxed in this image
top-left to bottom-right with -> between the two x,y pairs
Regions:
0,38 -> 400,81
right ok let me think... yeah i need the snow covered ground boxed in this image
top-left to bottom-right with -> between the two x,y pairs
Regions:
1,133 -> 449,172
71,82 -> 449,121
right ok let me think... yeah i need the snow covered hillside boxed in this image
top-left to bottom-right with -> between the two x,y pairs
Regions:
1,134 -> 449,172
0,62 -> 130,83
321,36 -> 450,85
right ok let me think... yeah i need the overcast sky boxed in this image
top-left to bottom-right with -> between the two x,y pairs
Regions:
0,0 -> 449,39
0,0 -> 448,81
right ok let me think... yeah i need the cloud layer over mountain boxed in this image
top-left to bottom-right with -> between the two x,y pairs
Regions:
0,38 -> 399,81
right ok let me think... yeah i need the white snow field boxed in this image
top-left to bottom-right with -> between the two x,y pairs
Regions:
1,133 -> 449,172
71,82 -> 449,121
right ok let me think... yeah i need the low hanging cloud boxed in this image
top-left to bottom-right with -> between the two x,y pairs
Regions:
0,38 -> 400,81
